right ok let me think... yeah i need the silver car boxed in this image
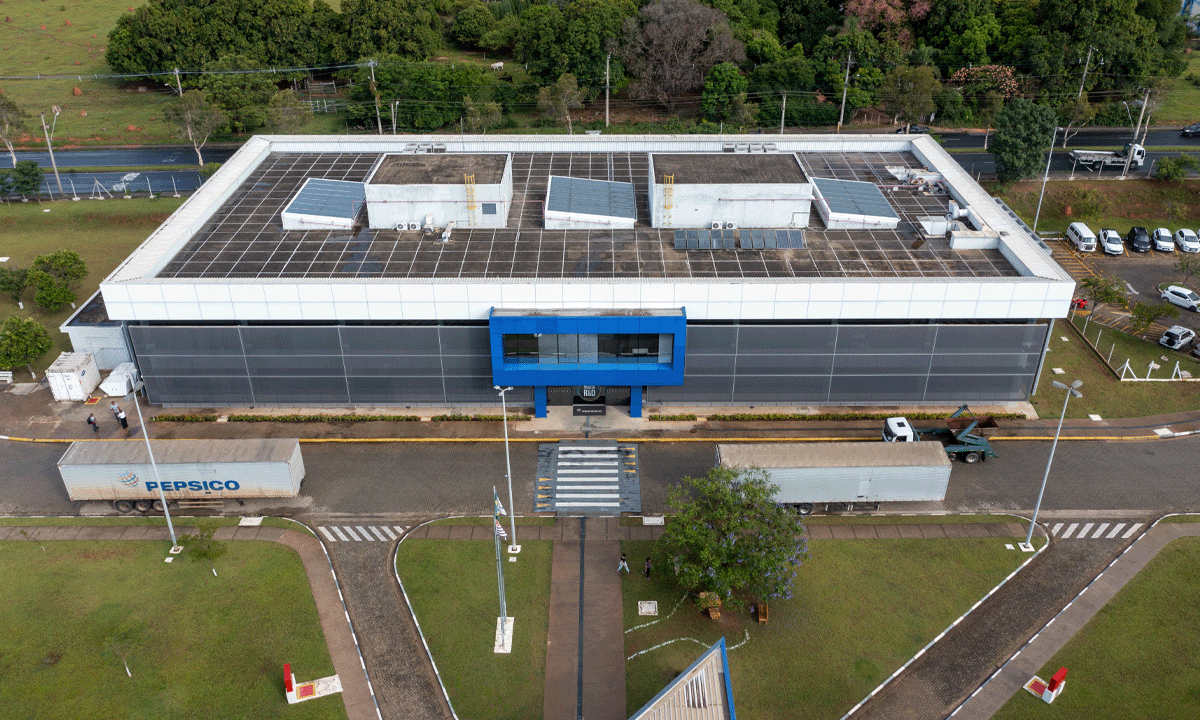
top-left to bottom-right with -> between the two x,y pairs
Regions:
1161,285 -> 1200,311
1174,229 -> 1200,253
1152,228 -> 1174,252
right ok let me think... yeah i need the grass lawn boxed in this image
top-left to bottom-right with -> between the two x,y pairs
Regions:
991,537 -> 1200,719
395,539 -> 552,720
0,197 -> 182,380
622,536 -> 1040,719
1155,54 -> 1200,127
988,179 -> 1200,234
1069,313 -> 1200,376
0,540 -> 344,719
428,516 -> 556,527
803,514 -> 1019,525
1027,315 -> 1200,419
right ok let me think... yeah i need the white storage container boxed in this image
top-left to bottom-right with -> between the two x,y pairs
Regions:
46,352 -> 101,402
99,362 -> 140,397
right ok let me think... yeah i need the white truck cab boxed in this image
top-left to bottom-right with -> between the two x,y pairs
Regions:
883,417 -> 916,442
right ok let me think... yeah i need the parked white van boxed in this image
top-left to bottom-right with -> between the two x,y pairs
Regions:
1065,222 -> 1097,252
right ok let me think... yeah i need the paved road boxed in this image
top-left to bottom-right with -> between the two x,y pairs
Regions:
10,146 -> 237,168
936,128 -> 1199,150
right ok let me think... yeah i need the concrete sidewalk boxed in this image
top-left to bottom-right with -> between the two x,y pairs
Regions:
0,523 -> 379,720
951,520 -> 1200,720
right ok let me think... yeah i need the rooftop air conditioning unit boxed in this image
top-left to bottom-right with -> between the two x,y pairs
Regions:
711,222 -> 722,230
725,222 -> 737,230
407,222 -> 420,231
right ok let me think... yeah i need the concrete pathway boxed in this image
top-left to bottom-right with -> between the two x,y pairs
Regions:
0,523 -> 378,720
950,520 -> 1200,720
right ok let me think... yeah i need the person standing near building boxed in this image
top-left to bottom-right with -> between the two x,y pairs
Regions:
86,413 -> 99,435
109,401 -> 121,420
618,553 -> 630,575
117,409 -> 129,433
644,557 -> 652,578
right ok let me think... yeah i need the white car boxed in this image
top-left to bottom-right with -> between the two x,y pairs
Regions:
1161,285 -> 1200,311
1099,228 -> 1124,255
1160,325 -> 1196,350
1152,228 -> 1174,252
1174,229 -> 1200,253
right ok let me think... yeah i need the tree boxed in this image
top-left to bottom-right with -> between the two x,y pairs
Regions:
28,249 -> 88,311
463,95 -> 502,134
337,0 -> 442,62
1128,300 -> 1178,339
179,520 -> 229,576
880,65 -> 940,131
165,91 -> 228,166
265,89 -> 313,133
617,0 -> 745,111
1154,154 -> 1199,182
990,98 -> 1056,183
537,74 -> 585,134
1079,273 -> 1127,334
1173,254 -> 1200,286
0,266 -> 27,304
701,63 -> 749,123
9,160 -> 43,200
0,92 -> 28,168
453,2 -> 494,48
0,317 -> 53,376
1057,97 -> 1096,149
197,54 -> 278,133
658,466 -> 808,608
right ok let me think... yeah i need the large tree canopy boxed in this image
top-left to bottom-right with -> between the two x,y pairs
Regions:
991,98 -> 1057,183
336,0 -> 442,63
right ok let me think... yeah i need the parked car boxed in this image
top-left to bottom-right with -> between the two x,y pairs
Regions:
1159,325 -> 1196,350
1126,226 -> 1151,253
894,125 -> 930,134
1161,285 -> 1200,311
1065,222 -> 1097,252
1099,228 -> 1124,255
1182,122 -> 1200,138
1174,229 -> 1200,253
1152,228 -> 1174,253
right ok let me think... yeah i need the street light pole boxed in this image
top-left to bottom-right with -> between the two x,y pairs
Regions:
1022,379 -> 1082,550
494,386 -> 518,548
1032,126 -> 1059,233
40,107 -> 64,194
129,382 -> 178,548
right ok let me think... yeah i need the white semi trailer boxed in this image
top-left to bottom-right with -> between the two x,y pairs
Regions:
716,441 -> 952,514
1069,143 -> 1145,169
57,438 -> 305,513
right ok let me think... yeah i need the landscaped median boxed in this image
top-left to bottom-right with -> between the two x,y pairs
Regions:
0,525 -> 343,719
394,515 -> 1043,720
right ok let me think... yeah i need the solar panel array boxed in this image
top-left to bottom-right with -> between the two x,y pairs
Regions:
282,178 -> 366,223
673,228 -> 804,251
545,176 -> 637,219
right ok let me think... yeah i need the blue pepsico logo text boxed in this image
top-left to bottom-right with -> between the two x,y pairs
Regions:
145,480 -> 241,492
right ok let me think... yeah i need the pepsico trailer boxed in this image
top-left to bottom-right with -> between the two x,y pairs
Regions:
57,439 -> 304,511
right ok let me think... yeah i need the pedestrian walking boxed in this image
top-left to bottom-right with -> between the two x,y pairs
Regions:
109,401 -> 121,419
618,553 -> 630,575
86,413 -> 99,435
117,409 -> 129,432
644,557 -> 651,578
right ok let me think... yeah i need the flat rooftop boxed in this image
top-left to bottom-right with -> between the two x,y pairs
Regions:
156,150 -> 1020,281
368,153 -> 507,185
651,153 -> 807,184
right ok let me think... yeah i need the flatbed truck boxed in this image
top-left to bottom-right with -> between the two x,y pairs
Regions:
1069,143 -> 1146,169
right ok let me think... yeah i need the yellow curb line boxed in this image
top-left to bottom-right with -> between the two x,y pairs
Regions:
1,434 -> 1167,444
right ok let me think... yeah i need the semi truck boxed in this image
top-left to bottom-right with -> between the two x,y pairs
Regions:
882,405 -> 998,463
1069,143 -> 1145,169
57,438 -> 305,513
716,441 -> 952,515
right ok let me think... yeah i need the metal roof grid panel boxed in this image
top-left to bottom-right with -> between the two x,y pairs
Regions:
545,175 -> 637,220
811,176 -> 900,221
282,178 -> 366,222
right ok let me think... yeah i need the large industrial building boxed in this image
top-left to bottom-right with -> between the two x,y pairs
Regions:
64,134 -> 1073,417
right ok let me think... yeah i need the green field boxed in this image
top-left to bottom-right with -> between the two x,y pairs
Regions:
622,536 -> 1038,719
0,197 -> 182,380
992,537 -> 1200,719
0,540 -> 345,719
989,179 -> 1200,233
395,539 -> 552,720
1155,54 -> 1200,127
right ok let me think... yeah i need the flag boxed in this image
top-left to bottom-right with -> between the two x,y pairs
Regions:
495,494 -> 507,517
494,518 -> 509,540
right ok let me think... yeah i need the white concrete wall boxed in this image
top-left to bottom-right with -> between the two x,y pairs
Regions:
365,182 -> 508,229
649,182 -> 813,228
62,326 -> 131,369
100,278 -> 1072,323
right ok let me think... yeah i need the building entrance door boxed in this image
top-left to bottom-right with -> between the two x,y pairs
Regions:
547,386 -> 574,406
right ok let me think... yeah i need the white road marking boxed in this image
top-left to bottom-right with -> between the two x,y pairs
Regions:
331,526 -> 350,541
342,526 -> 362,541
319,527 -> 337,542
380,526 -> 397,540
1091,523 -> 1109,539
556,485 -> 620,491
1122,523 -> 1142,538
1079,523 -> 1094,538
1051,523 -> 1063,536
1060,523 -> 1079,539
394,526 -> 406,535
555,501 -> 621,507
554,493 -> 621,499
355,525 -> 375,541
370,526 -> 389,541
1106,523 -> 1126,538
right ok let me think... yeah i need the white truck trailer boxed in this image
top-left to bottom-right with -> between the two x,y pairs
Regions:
57,438 -> 305,513
716,441 -> 952,514
1069,143 -> 1145,169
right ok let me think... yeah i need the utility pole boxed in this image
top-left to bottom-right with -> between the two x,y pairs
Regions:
837,51 -> 853,134
605,54 -> 610,128
779,93 -> 786,134
1122,87 -> 1150,180
368,59 -> 383,136
1076,46 -> 1093,99
40,110 -> 63,194
173,67 -> 184,96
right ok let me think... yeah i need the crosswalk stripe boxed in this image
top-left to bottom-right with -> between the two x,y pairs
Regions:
355,525 -> 375,541
1051,523 -> 1063,536
557,461 -> 618,466
1092,523 -> 1109,539
319,526 -> 337,542
342,526 -> 362,541
394,526 -> 406,535
331,526 -> 349,541
1122,523 -> 1142,538
560,446 -> 618,452
552,477 -> 621,482
555,493 -> 621,499
380,526 -> 397,540
557,485 -> 620,491
557,469 -> 618,474
370,527 -> 389,541
1107,523 -> 1126,538
1061,523 -> 1079,539
555,501 -> 622,507
1079,522 -> 1094,538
